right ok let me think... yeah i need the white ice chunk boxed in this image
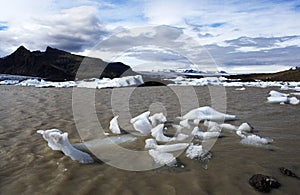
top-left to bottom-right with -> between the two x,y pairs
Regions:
269,90 -> 289,97
240,134 -> 273,146
148,149 -> 176,166
109,115 -> 121,134
37,129 -> 94,164
235,87 -> 245,91
219,123 -> 237,131
37,129 -> 63,150
145,138 -> 189,152
181,106 -> 236,121
186,144 -> 206,159
267,90 -> 299,104
130,111 -> 152,135
267,96 -> 289,104
289,97 -> 299,105
149,113 -> 167,127
237,122 -> 254,132
130,111 -> 150,124
151,124 -> 173,142
191,127 -> 220,139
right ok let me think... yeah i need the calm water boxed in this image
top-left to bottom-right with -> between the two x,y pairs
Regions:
0,85 -> 299,194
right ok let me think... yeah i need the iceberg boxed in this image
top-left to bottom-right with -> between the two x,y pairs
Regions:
17,79 -> 76,88
180,106 -> 236,121
37,129 -> 94,164
109,115 -> 121,134
77,75 -> 144,89
148,149 -> 177,166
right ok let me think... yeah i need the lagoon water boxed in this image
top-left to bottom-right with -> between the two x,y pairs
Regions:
0,85 -> 299,194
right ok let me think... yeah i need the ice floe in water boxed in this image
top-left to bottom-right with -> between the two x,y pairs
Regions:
267,90 -> 299,105
16,79 -> 77,88
0,75 -> 144,89
167,76 -> 300,88
37,129 -> 94,164
77,75 -> 144,89
109,115 -> 121,134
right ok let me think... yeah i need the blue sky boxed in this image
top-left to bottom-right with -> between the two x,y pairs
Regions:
0,0 -> 300,73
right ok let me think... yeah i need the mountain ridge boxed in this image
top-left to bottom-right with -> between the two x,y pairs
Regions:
0,46 -> 136,81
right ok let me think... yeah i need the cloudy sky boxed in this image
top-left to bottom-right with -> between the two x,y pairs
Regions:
1,0 -> 300,73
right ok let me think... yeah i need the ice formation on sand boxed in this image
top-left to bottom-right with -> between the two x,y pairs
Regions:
73,134 -> 137,152
109,115 -> 121,134
236,130 -> 273,146
149,113 -> 167,127
151,124 -> 173,142
191,127 -> 220,140
148,149 -> 177,166
130,111 -> 152,135
267,90 -> 299,105
219,123 -> 237,131
235,87 -> 246,91
37,129 -> 94,164
240,135 -> 273,146
237,123 -> 254,132
145,139 -> 189,152
185,144 -> 206,159
180,106 -> 236,121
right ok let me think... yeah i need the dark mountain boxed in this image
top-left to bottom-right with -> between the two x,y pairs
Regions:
0,46 -> 136,81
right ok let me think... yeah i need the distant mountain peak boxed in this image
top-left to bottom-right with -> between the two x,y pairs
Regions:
45,46 -> 70,54
14,45 -> 30,55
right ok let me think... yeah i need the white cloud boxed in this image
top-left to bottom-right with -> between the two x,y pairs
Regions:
0,5 -> 107,55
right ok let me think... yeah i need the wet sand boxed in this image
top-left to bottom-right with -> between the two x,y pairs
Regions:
0,85 -> 299,194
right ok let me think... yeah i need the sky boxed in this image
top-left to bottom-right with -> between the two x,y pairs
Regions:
0,0 -> 300,73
